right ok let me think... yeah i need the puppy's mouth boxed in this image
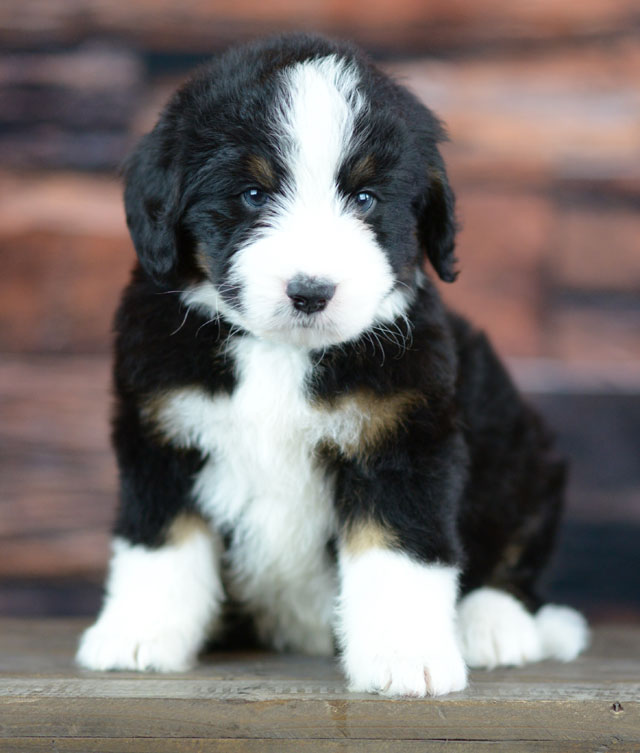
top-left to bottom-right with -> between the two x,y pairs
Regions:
238,300 -> 347,349
270,305 -> 340,341
292,317 -> 319,329
290,309 -> 331,329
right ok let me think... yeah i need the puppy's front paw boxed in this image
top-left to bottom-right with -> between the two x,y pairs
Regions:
344,639 -> 468,697
76,621 -> 195,672
338,553 -> 467,697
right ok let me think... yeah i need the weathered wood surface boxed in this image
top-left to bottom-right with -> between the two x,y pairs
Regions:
0,172 -> 130,352
0,619 -> 638,751
0,356 -> 114,579
3,744 -> 628,753
1,0 -> 639,53
0,47 -> 143,170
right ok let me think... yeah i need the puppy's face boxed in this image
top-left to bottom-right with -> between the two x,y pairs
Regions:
125,36 -> 457,348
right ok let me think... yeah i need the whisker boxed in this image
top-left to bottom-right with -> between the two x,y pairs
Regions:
367,328 -> 386,367
214,282 -> 238,296
390,318 -> 411,358
169,308 -> 190,336
156,289 -> 190,297
376,323 -> 403,350
400,313 -> 414,351
372,315 -> 414,361
221,324 -> 242,363
311,346 -> 328,369
195,316 -> 218,338
362,331 -> 375,360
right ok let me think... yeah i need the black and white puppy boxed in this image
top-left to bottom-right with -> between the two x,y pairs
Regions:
77,33 -> 588,696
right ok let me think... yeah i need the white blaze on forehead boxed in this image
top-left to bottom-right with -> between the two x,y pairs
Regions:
274,55 -> 365,206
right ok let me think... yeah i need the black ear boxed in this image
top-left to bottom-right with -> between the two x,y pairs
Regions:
416,159 -> 459,283
123,124 -> 181,284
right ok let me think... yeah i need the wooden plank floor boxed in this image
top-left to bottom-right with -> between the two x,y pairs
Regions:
1,619 -> 638,751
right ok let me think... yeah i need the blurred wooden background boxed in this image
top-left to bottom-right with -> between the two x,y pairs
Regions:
0,0 -> 639,620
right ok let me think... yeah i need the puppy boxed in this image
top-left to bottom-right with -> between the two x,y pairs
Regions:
77,33 -> 588,696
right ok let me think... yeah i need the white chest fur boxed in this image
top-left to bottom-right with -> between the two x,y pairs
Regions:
154,337 -> 341,653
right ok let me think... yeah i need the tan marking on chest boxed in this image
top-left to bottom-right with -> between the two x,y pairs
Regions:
317,388 -> 426,461
141,389 -> 184,444
166,512 -> 211,546
142,383 -> 425,468
342,518 -> 398,555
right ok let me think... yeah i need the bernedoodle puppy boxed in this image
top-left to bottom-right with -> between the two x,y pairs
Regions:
77,33 -> 588,696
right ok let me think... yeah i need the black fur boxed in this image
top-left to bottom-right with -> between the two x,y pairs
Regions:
113,32 -> 566,620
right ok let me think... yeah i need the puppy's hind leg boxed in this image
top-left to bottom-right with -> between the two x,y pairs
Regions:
457,587 -> 589,669
458,416 -> 587,669
535,602 -> 590,662
457,494 -> 588,669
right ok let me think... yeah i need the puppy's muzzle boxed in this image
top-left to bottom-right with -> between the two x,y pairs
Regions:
286,276 -> 336,315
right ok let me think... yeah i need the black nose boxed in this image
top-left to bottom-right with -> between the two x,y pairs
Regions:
286,277 -> 336,315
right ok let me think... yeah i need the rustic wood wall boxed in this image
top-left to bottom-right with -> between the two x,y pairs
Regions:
0,0 -> 639,618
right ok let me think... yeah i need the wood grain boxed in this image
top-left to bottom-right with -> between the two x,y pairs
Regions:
1,0 -> 639,53
0,355 -> 114,577
1,741 -> 622,752
0,619 -> 638,749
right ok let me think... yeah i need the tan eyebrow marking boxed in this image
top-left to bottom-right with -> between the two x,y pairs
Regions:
246,154 -> 276,190
349,155 -> 376,187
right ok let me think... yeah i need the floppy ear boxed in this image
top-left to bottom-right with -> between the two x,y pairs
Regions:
123,123 -> 181,284
416,159 -> 459,283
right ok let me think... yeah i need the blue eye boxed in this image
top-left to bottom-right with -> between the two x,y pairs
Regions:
242,188 -> 270,209
353,191 -> 376,214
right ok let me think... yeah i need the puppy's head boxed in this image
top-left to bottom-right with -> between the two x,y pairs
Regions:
125,34 -> 457,348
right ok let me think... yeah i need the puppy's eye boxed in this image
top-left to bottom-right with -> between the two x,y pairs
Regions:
352,191 -> 376,214
242,188 -> 270,209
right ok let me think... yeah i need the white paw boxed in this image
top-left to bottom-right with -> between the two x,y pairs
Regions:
458,587 -> 543,669
337,550 -> 468,697
77,531 -> 223,672
345,639 -> 468,697
76,620 -> 196,672
536,604 -> 589,661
